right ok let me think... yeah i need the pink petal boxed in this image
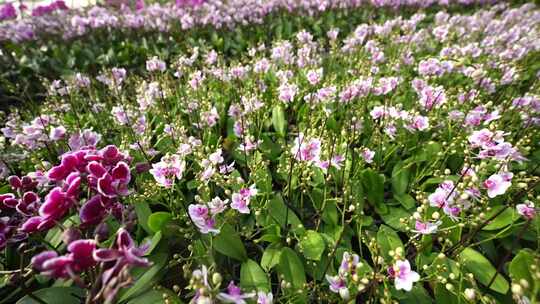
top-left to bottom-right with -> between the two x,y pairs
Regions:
117,228 -> 134,250
93,248 -> 121,262
68,239 -> 97,270
87,161 -> 107,178
22,191 -> 39,204
20,216 -> 43,233
111,162 -> 130,183
31,251 -> 58,271
47,165 -> 68,181
97,173 -> 116,198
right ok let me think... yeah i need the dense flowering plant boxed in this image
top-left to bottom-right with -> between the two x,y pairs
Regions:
1,1 -> 540,303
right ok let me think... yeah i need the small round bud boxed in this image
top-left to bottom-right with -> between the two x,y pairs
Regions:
464,288 -> 475,300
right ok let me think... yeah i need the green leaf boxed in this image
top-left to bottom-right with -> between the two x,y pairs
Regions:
134,201 -> 153,234
380,207 -> 410,232
509,249 -> 535,283
277,247 -> 306,289
213,224 -> 247,261
377,225 -> 403,261
261,247 -> 282,271
241,259 -> 270,292
391,162 -> 410,195
362,169 -> 388,214
482,206 -> 517,231
17,287 -> 84,304
268,194 -> 301,229
394,286 -> 433,304
299,230 -> 326,261
395,194 -> 416,210
119,253 -> 168,302
147,212 -> 173,233
143,231 -> 162,256
272,105 -> 287,136
458,248 -> 509,294
434,284 -> 458,304
125,289 -> 182,304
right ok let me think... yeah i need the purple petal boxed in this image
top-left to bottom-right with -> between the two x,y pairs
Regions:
80,195 -> 105,225
93,248 -> 122,262
31,251 -> 58,271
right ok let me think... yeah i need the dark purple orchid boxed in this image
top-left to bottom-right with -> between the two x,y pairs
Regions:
31,239 -> 97,279
0,3 -> 17,21
93,228 -> 151,285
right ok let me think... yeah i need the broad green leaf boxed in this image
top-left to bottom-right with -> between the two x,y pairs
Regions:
125,289 -> 182,304
483,206 -> 517,231
391,162 -> 410,195
241,259 -> 270,292
119,253 -> 168,302
268,194 -> 301,229
299,230 -> 326,261
394,286 -> 433,304
261,247 -> 282,271
362,169 -> 388,214
17,287 -> 84,304
134,201 -> 152,234
395,194 -> 416,210
377,225 -> 403,260
380,207 -> 410,232
213,224 -> 247,261
147,212 -> 172,233
458,248 -> 509,294
272,105 -> 287,136
277,247 -> 306,289
143,231 -> 162,256
509,249 -> 535,283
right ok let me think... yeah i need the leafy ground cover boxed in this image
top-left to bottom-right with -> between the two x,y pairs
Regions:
0,1 -> 539,303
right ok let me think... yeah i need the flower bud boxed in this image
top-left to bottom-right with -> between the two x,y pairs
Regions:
339,288 -> 350,300
62,227 -> 81,245
8,176 -> 22,189
212,273 -> 222,285
464,288 -> 475,300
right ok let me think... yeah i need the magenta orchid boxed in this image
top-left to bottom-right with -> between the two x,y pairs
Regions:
231,185 -> 257,214
93,228 -> 151,285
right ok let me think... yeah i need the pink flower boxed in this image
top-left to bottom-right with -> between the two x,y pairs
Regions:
278,83 -> 298,103
50,126 -> 66,141
257,291 -> 273,304
231,185 -> 257,214
412,220 -> 441,235
149,154 -> 186,188
325,274 -> 347,293
339,252 -> 359,275
291,133 -> 321,163
409,115 -> 429,131
218,281 -> 255,304
146,56 -> 166,72
389,260 -> 420,291
516,202 -> 536,220
361,148 -> 375,164
483,173 -> 512,198
306,68 -> 323,85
